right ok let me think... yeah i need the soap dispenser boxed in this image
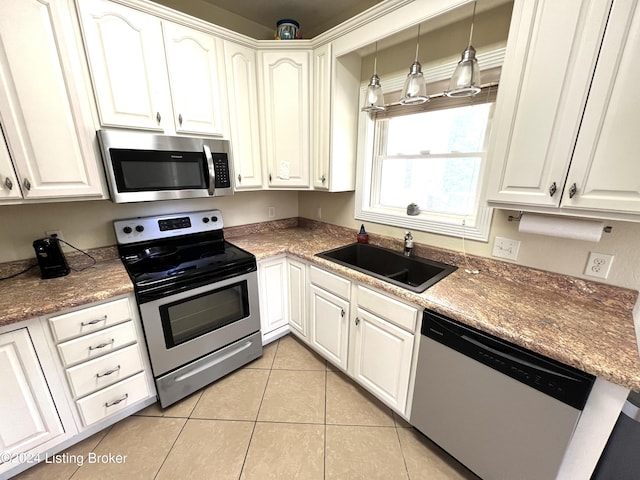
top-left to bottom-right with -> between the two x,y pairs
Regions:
357,224 -> 369,244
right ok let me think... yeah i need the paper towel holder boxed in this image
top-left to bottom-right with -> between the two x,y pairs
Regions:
507,211 -> 613,233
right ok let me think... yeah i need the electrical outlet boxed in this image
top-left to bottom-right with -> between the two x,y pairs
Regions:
492,237 -> 521,261
267,206 -> 275,219
45,230 -> 69,251
317,207 -> 322,219
585,252 -> 614,279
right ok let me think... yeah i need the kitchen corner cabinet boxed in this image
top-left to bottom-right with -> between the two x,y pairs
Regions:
0,0 -> 105,202
77,0 -> 225,136
259,50 -> 311,188
258,257 -> 290,344
312,46 -> 360,192
224,41 -> 264,190
287,258 -> 307,337
486,0 -> 640,220
0,328 -> 65,460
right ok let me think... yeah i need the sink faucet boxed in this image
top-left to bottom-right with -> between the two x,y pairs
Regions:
404,231 -> 413,257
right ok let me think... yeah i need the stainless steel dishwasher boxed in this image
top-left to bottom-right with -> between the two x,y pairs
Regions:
411,309 -> 595,480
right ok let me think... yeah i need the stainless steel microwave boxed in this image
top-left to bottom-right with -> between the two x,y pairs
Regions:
97,130 -> 234,203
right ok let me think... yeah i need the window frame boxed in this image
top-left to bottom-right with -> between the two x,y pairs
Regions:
355,48 -> 505,242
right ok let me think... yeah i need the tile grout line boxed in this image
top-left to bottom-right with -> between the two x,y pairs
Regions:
152,417 -> 190,479
238,337 -> 280,478
67,424 -> 114,480
324,362 -> 328,480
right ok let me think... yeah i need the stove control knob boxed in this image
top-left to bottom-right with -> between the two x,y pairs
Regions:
211,216 -> 218,222
135,225 -> 144,233
202,217 -> 210,223
123,226 -> 132,234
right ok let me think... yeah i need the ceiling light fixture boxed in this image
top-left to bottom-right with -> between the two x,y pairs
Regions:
400,24 -> 429,105
361,42 -> 385,113
445,0 -> 481,97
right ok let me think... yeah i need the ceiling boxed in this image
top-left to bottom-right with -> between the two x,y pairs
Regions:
198,0 -> 385,38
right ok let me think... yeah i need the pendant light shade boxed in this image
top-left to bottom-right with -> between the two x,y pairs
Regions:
400,25 -> 429,105
445,1 -> 481,97
362,43 -> 386,113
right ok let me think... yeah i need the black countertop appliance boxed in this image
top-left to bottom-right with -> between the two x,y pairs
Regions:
33,237 -> 69,279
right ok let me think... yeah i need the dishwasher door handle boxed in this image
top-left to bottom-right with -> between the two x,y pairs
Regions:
461,334 -> 579,381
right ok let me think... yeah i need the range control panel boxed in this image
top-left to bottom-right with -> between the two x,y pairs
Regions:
114,209 -> 223,245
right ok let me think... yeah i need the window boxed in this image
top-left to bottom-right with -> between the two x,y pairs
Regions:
356,65 -> 501,242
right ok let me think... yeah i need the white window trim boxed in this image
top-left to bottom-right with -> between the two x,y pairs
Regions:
355,48 -> 505,242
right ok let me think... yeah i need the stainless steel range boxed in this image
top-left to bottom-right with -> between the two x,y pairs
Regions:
114,209 -> 262,407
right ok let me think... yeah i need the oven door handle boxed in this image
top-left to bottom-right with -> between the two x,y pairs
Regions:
204,145 -> 215,196
174,340 -> 253,383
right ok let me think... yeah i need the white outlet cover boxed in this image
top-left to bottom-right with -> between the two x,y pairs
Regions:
585,252 -> 614,279
492,237 -> 520,261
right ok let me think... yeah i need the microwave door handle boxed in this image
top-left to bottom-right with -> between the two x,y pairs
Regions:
204,145 -> 215,196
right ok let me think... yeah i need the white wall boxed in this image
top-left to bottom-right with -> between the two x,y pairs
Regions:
0,191 -> 298,262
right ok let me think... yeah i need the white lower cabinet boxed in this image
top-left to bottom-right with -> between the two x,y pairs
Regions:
352,307 -> 414,413
309,284 -> 350,370
287,258 -> 307,337
258,257 -> 289,344
0,328 -> 64,458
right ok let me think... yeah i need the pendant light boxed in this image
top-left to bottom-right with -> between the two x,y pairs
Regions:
361,43 -> 386,113
445,0 -> 481,97
400,24 -> 429,105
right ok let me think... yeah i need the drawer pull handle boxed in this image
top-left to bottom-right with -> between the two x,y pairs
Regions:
105,394 -> 128,408
96,365 -> 121,378
89,339 -> 115,351
81,315 -> 107,327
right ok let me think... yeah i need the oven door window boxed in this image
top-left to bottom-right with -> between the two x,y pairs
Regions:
159,281 -> 249,348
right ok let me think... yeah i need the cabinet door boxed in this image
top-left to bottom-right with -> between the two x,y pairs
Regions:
561,0 -> 640,214
0,328 -> 64,456
0,132 -> 21,202
163,22 -> 225,136
77,0 -> 170,131
312,44 -> 331,190
224,41 -> 263,190
309,285 -> 349,370
0,0 -> 104,199
352,308 -> 413,413
258,258 -> 288,339
287,259 -> 307,337
485,0 -> 612,207
260,50 -> 310,188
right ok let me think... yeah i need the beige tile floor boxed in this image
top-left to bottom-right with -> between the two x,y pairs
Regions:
15,334 -> 479,480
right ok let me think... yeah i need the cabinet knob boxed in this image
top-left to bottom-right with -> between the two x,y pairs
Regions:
156,112 -> 161,124
341,309 -> 345,318
355,317 -> 360,326
23,178 -> 31,191
238,174 -> 242,183
178,113 -> 183,126
269,173 -> 272,182
549,182 -> 557,197
4,177 -> 12,191
568,182 -> 578,199
321,174 -> 326,184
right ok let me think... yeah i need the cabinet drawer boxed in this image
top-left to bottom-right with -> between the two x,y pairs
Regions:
76,372 -> 150,427
49,298 -> 132,343
66,344 -> 144,398
310,266 -> 351,300
57,321 -> 137,368
356,285 -> 417,332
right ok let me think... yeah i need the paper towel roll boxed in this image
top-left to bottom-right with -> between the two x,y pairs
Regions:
518,213 -> 604,242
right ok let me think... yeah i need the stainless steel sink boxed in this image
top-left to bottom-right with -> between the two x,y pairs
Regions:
316,243 -> 457,293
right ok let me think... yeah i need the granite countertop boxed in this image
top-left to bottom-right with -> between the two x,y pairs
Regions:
0,246 -> 133,325
1,220 -> 639,393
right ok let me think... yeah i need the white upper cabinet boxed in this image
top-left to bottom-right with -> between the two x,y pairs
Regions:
77,0 -> 170,132
78,0 -> 225,136
0,131 -> 21,202
0,0 -> 105,201
259,50 -> 311,188
162,21 -> 226,136
312,43 -> 332,190
486,0 -> 640,220
224,41 -> 263,190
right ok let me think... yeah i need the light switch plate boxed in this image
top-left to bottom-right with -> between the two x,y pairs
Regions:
492,237 -> 520,261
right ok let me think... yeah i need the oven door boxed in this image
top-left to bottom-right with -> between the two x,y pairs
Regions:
138,270 -> 260,376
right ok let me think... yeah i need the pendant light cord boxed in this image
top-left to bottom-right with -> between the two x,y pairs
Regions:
414,24 -> 421,61
468,0 -> 477,47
